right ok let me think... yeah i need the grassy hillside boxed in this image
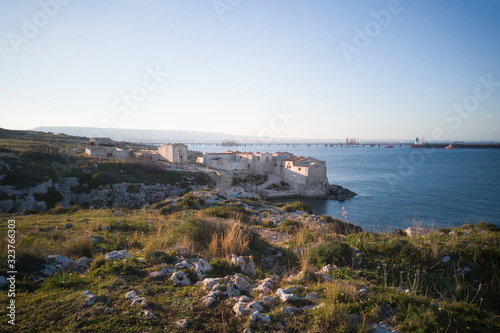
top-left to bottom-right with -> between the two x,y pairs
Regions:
0,195 -> 498,332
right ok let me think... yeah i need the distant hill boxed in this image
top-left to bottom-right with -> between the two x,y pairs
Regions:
31,126 -> 258,143
30,126 -> 324,144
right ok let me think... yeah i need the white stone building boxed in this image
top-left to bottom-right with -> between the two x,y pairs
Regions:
197,151 -> 327,187
158,144 -> 188,164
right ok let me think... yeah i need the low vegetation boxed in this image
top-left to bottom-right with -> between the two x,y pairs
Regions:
0,197 -> 498,332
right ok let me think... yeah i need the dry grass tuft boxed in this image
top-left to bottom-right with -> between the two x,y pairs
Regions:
207,222 -> 251,257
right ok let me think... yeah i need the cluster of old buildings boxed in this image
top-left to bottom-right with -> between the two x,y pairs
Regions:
84,138 -> 328,187
84,138 -> 188,164
196,151 -> 327,187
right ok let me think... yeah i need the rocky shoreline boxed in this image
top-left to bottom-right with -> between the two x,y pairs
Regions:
0,171 -> 355,213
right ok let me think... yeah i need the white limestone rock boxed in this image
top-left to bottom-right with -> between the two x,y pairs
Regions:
176,319 -> 188,328
82,290 -> 99,307
226,283 -> 241,298
250,311 -> 271,326
105,249 -> 131,261
231,254 -> 256,276
246,300 -> 264,313
171,271 -> 191,286
42,264 -> 63,276
46,255 -> 74,269
193,259 -> 213,280
304,293 -> 320,301
196,278 -> 221,291
281,306 -> 302,315
74,257 -> 93,272
125,290 -> 148,307
175,260 -> 192,269
232,274 -> 254,290
233,300 -> 248,317
405,227 -> 429,237
440,256 -> 451,264
322,264 -> 335,273
150,267 -> 175,278
276,288 -> 301,303
142,310 -> 158,319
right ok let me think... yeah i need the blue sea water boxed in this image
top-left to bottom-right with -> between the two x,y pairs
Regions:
188,144 -> 500,232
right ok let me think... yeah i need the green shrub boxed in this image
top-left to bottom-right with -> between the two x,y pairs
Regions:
281,204 -> 296,213
16,250 -> 46,273
180,192 -> 205,210
42,272 -> 84,291
33,186 -> 63,209
90,255 -> 107,271
262,220 -> 274,228
292,201 -> 312,214
309,241 -> 351,267
145,250 -> 176,264
202,206 -> 250,223
63,237 -> 94,259
321,215 -> 335,223
90,171 -> 120,188
386,238 -> 415,260
281,201 -> 313,214
323,219 -> 363,235
279,219 -> 302,234
160,205 -> 182,215
207,258 -> 241,277
475,222 -> 498,232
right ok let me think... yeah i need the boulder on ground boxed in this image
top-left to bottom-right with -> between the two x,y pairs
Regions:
142,310 -> 158,319
74,257 -> 93,272
193,259 -> 213,280
125,290 -> 148,307
250,311 -> 271,326
404,227 -> 429,237
276,288 -> 301,303
231,254 -> 256,275
105,250 -> 131,261
46,255 -> 74,269
171,271 -> 191,286
82,290 -> 99,307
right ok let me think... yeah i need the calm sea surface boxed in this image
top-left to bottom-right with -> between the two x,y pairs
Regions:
188,144 -> 500,232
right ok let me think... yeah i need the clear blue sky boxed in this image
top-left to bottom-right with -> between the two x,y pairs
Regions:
1,0 -> 499,140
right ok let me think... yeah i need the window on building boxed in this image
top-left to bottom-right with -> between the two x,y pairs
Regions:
298,168 -> 301,171
315,165 -> 319,168
258,156 -> 260,161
